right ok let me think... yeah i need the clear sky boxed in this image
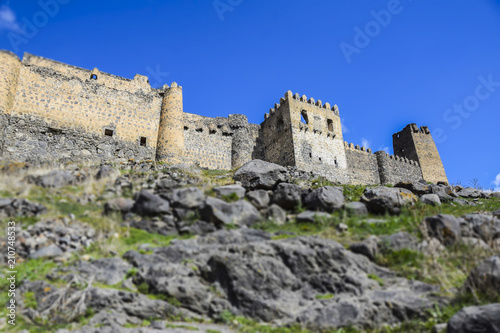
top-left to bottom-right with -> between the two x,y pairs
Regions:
1,0 -> 499,189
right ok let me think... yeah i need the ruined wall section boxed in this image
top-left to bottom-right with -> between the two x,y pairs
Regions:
344,143 -> 380,185
376,151 -> 423,185
393,124 -> 448,184
0,51 -> 21,154
182,113 -> 262,170
287,91 -> 349,183
260,95 -> 296,166
3,53 -> 161,163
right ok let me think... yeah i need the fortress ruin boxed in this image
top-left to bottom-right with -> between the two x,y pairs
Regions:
0,50 -> 448,185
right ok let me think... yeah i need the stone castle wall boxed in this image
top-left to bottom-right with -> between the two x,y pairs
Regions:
0,51 -> 448,184
261,98 -> 296,166
345,143 -> 380,185
376,151 -> 423,185
183,113 -> 233,170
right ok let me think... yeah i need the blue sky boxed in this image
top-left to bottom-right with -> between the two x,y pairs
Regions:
1,0 -> 499,189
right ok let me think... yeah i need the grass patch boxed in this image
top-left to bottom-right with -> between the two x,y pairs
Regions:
315,293 -> 334,300
367,274 -> 385,287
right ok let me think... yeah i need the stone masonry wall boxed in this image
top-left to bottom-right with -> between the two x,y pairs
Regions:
183,113 -> 233,170
345,143 -> 380,185
376,151 -> 423,185
0,51 -> 22,154
261,98 -> 296,166
11,53 -> 163,151
287,92 -> 348,172
2,114 -> 155,165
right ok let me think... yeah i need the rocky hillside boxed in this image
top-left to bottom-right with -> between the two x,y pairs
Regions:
1,160 -> 499,333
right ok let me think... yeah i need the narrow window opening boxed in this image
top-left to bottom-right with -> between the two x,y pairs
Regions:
309,153 -> 312,158
104,129 -> 113,137
91,74 -> 98,80
276,116 -> 284,132
209,129 -> 217,134
140,137 -> 147,146
196,127 -> 203,133
300,110 -> 309,124
319,157 -> 322,162
327,119 -> 334,132
334,158 -> 338,166
184,126 -> 189,131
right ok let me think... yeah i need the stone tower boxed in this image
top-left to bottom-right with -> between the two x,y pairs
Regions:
156,82 -> 185,164
393,123 -> 448,184
0,51 -> 21,154
261,91 -> 348,182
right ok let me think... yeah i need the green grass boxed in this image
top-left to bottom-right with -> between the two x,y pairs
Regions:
315,293 -> 335,300
367,274 -> 385,287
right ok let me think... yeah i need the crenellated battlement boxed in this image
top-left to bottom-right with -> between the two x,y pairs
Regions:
344,141 -> 373,154
285,91 -> 340,116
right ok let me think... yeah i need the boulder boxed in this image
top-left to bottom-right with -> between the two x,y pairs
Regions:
379,232 -> 418,252
130,215 -> 178,237
201,197 -> 261,227
463,214 -> 500,242
233,159 -> 288,190
491,192 -> 500,199
21,280 -> 184,327
420,194 -> 441,206
31,170 -> 76,188
447,303 -> 500,333
461,237 -> 491,251
425,214 -> 462,246
29,244 -> 63,259
395,181 -> 431,195
132,190 -> 171,217
360,187 -> 417,215
103,198 -> 135,215
246,190 -> 270,209
349,236 -> 379,261
271,183 -> 302,210
464,256 -> 500,296
170,187 -> 205,209
304,186 -> 344,213
0,198 -> 46,217
452,198 -> 470,206
61,258 -> 132,286
266,204 -> 287,225
457,187 -> 485,199
95,165 -> 118,180
417,238 -> 446,256
213,185 -> 246,199
430,184 -> 456,203
344,202 -> 368,216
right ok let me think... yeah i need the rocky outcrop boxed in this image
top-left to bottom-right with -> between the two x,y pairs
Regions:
447,303 -> 500,333
122,229 -> 440,330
